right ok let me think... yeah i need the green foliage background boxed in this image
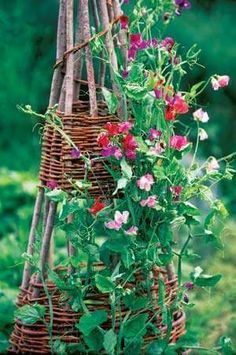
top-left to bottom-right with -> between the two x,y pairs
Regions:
0,0 -> 235,352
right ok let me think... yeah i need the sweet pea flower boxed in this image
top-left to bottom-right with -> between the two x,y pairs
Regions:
122,69 -> 129,79
105,211 -> 129,230
118,121 -> 133,134
104,122 -> 120,136
46,180 -> 58,190
140,195 -> 157,208
149,142 -> 165,156
165,94 -> 189,120
207,157 -> 220,172
137,174 -> 154,191
125,226 -> 138,236
128,47 -> 137,61
175,0 -> 191,16
125,149 -> 137,160
199,128 -> 208,141
193,108 -> 209,123
130,33 -> 142,48
89,198 -> 106,215
170,186 -> 182,201
124,0 -> 129,3
71,148 -> 81,158
97,133 -> 110,148
149,128 -> 162,141
120,15 -> 129,30
101,145 -> 122,160
161,37 -> 175,51
170,135 -> 188,151
184,281 -> 194,290
211,75 -> 230,90
122,133 -> 138,150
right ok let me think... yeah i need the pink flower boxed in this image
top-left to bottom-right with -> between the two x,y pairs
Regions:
170,135 -> 188,151
172,94 -> 189,114
125,149 -> 136,160
130,33 -> 142,48
161,37 -> 175,51
128,47 -> 137,61
46,180 -> 58,190
71,148 -> 81,158
193,108 -> 209,123
170,185 -> 182,198
118,121 -> 133,134
97,133 -> 110,148
104,122 -> 119,136
125,226 -> 138,236
149,128 -> 162,141
120,15 -> 129,30
140,195 -> 157,208
137,174 -> 154,191
105,211 -> 129,231
207,157 -> 219,172
211,75 -> 230,90
122,134 -> 138,150
149,142 -> 165,155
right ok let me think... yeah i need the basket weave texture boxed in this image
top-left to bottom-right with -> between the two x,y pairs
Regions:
10,266 -> 185,354
40,101 -> 119,195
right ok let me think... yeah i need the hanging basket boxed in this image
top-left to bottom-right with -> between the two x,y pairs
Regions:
40,101 -> 119,196
10,266 -> 185,354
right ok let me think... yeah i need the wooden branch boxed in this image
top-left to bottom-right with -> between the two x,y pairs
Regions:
113,0 -> 128,68
21,188 -> 44,291
81,0 -> 98,116
73,0 -> 84,100
32,201 -> 57,298
65,0 -> 74,114
49,0 -> 67,107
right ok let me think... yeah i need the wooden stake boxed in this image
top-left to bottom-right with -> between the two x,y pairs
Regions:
21,188 -> 44,291
49,0 -> 67,107
113,0 -> 128,69
73,0 -> 84,101
81,0 -> 98,116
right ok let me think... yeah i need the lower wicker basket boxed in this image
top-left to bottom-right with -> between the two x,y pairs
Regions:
9,267 -> 185,354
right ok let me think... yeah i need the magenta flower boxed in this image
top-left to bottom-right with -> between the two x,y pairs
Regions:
123,0 -> 129,3
211,75 -> 230,90
128,47 -> 137,61
125,226 -> 138,236
154,88 -> 163,99
118,121 -> 133,134
130,33 -> 142,48
122,69 -> 129,79
101,145 -> 122,160
193,108 -> 209,123
170,135 -> 188,151
161,37 -> 175,51
175,0 -> 191,16
105,211 -> 129,230
125,149 -> 136,160
149,128 -> 162,141
170,186 -> 183,201
46,180 -> 58,190
184,281 -> 194,290
137,174 -> 154,192
71,148 -> 81,158
140,195 -> 157,208
120,15 -> 129,30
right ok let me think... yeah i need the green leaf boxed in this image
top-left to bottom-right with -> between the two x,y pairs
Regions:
194,273 -> 222,287
121,249 -> 135,269
219,336 -> 234,355
103,329 -> 117,354
125,83 -> 147,100
102,87 -> 118,114
124,338 -> 142,355
103,236 -> 131,253
123,295 -> 149,311
146,339 -> 167,355
121,158 -> 133,179
46,189 -> 66,202
59,200 -> 78,220
84,328 -> 104,351
145,71 -> 156,90
123,313 -> 148,338
95,274 -> 116,293
15,304 -> 45,325
77,310 -> 108,336
153,166 -> 166,180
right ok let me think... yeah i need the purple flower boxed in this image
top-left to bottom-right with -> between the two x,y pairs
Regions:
122,69 -> 129,79
46,180 -> 58,190
101,145 -> 122,160
149,128 -> 162,141
123,0 -> 129,3
184,281 -> 194,291
183,293 -> 189,303
175,0 -> 191,15
128,47 -> 137,61
71,148 -> 81,159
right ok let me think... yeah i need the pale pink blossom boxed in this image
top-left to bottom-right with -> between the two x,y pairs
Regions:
105,210 -> 129,231
118,121 -> 133,134
199,128 -> 208,141
149,142 -> 165,156
193,108 -> 209,123
140,195 -> 157,208
125,226 -> 138,235
211,75 -> 230,90
207,157 -> 220,172
137,173 -> 154,191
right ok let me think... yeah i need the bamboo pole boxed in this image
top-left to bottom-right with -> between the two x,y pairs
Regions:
73,0 -> 84,101
81,0 -> 98,116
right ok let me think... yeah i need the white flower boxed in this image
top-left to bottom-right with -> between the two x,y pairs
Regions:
193,108 -> 209,123
198,128 -> 208,141
207,157 -> 220,172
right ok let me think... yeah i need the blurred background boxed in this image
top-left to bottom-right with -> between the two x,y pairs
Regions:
0,0 -> 235,352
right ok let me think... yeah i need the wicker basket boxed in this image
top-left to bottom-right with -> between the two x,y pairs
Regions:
10,266 -> 185,354
40,101 -> 119,196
